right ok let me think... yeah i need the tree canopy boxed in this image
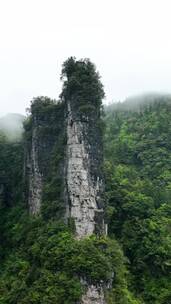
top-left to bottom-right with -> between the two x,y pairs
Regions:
60,57 -> 105,110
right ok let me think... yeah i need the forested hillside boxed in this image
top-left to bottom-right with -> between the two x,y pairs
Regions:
0,84 -> 171,302
104,98 -> 171,303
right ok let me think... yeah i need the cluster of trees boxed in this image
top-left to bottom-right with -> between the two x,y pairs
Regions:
0,132 -> 23,209
104,99 -> 171,303
0,211 -> 134,303
60,57 -> 104,115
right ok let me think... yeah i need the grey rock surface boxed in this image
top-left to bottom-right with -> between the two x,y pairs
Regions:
65,102 -> 104,238
81,280 -> 106,304
27,127 -> 42,215
65,101 -> 107,302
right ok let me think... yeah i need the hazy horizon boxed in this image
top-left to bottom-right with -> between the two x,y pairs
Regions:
1,0 -> 171,115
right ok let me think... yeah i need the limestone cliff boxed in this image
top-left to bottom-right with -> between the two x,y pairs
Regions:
27,124 -> 43,215
24,58 -> 108,303
25,98 -> 105,233
65,100 -> 105,238
61,57 -> 107,303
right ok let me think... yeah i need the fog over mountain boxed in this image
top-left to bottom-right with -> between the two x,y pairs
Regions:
105,92 -> 171,112
1,1 -> 171,114
0,113 -> 25,141
1,92 -> 170,142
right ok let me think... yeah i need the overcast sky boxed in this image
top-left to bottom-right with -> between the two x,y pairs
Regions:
1,0 -> 171,115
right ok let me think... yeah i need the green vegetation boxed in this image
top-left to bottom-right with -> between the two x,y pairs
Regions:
104,99 -> 171,303
0,209 -> 131,304
24,96 -> 66,220
60,57 -> 104,115
0,132 -> 23,209
3,206 -> 139,303
0,57 -> 171,303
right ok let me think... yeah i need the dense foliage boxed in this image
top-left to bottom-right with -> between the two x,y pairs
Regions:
0,132 -> 23,206
0,209 -> 134,303
60,57 -> 105,114
104,99 -> 171,303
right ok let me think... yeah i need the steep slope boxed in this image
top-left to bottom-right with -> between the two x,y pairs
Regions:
24,97 -> 64,215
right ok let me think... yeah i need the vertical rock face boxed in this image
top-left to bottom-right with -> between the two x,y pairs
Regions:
24,99 -> 64,215
64,100 -> 107,303
61,55 -> 107,304
65,101 -> 105,238
27,126 -> 43,215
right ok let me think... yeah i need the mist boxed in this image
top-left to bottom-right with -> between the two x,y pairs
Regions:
105,92 -> 171,113
0,113 -> 25,141
1,0 -> 171,114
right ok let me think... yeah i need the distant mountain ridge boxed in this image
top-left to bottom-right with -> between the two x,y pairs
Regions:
105,92 -> 171,112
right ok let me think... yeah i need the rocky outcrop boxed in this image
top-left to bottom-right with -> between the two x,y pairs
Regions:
24,99 -> 64,215
80,278 -> 106,304
65,101 -> 105,238
81,283 -> 105,304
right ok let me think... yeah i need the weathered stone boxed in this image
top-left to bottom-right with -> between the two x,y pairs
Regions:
64,100 -> 107,303
27,127 -> 43,215
81,280 -> 106,304
24,101 -> 64,215
65,101 -> 105,239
